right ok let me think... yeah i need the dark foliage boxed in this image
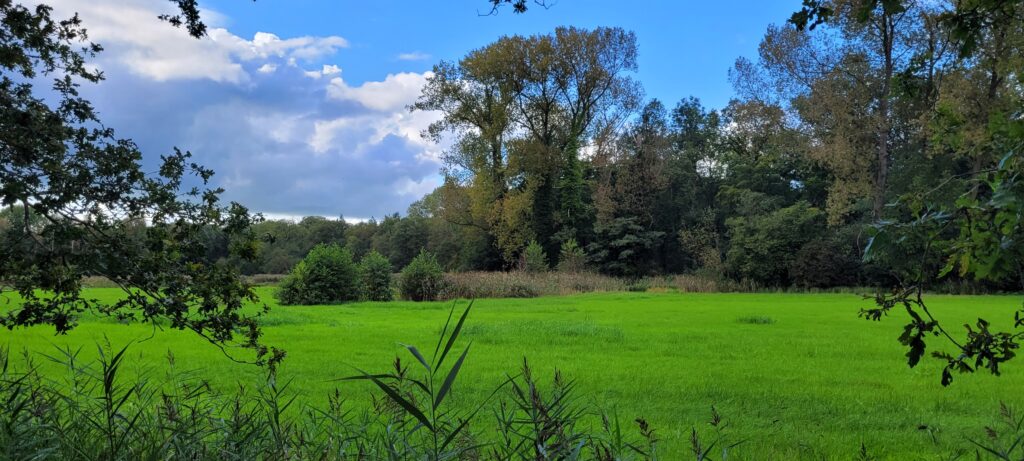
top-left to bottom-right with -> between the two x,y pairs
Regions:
0,1 -> 276,366
725,202 -> 825,286
790,238 -> 861,289
587,217 -> 665,277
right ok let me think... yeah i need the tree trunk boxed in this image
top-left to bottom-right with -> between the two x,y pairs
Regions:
970,40 -> 1004,199
873,15 -> 895,221
874,106 -> 889,220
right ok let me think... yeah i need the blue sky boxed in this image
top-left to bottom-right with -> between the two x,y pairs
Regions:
47,0 -> 797,220
200,0 -> 797,108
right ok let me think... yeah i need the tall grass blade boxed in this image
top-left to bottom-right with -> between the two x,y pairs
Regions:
434,343 -> 470,410
346,368 -> 433,431
439,375 -> 516,452
402,344 -> 431,372
436,301 -> 472,370
432,304 -> 456,363
968,438 -> 1007,459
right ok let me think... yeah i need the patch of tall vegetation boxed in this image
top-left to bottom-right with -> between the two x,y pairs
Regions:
441,271 -> 629,299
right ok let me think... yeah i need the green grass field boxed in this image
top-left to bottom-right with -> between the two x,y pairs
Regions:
2,288 -> 1021,459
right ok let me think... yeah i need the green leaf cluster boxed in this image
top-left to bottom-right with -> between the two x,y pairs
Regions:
399,251 -> 446,301
276,244 -> 359,305
359,250 -> 393,302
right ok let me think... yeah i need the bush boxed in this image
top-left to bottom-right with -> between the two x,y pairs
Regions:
587,217 -> 664,277
359,250 -> 393,301
399,250 -> 445,301
789,239 -> 860,288
724,202 -> 825,286
522,240 -> 549,272
556,238 -> 587,273
276,243 -> 360,305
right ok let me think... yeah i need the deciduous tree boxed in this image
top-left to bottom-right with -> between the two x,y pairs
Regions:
0,1 -> 276,365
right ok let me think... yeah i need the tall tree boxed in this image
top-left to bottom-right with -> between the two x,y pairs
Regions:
740,1 -> 932,223
794,0 -> 1024,384
590,100 -> 673,272
0,2 -> 276,365
415,26 -> 640,264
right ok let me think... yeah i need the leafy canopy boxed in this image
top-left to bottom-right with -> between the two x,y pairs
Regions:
0,1 -> 277,366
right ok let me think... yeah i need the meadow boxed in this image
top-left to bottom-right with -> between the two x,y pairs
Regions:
2,287 -> 1022,459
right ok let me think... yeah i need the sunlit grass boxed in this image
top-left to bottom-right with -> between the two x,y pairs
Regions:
2,287 -> 1021,458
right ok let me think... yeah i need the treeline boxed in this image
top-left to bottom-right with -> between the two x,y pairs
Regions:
226,91 -> 863,288
203,208 -> 493,276
222,8 -> 1022,289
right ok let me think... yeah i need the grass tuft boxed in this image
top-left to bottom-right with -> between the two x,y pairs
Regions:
462,320 -> 625,343
736,315 -> 775,325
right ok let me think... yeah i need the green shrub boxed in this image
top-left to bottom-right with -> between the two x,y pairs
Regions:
522,240 -> 549,272
359,250 -> 393,301
276,243 -> 359,305
789,239 -> 860,288
399,250 -> 445,301
587,217 -> 664,277
556,238 -> 587,273
724,201 -> 825,286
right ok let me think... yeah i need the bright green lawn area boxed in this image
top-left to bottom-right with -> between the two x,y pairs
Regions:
2,288 -> 1022,459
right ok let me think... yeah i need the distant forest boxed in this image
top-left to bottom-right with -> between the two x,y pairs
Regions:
227,7 -> 1020,289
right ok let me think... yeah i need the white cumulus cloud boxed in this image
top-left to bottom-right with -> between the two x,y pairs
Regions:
327,71 -> 433,112
44,0 -> 347,83
397,52 -> 431,61
303,64 -> 343,79
38,0 -> 446,217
